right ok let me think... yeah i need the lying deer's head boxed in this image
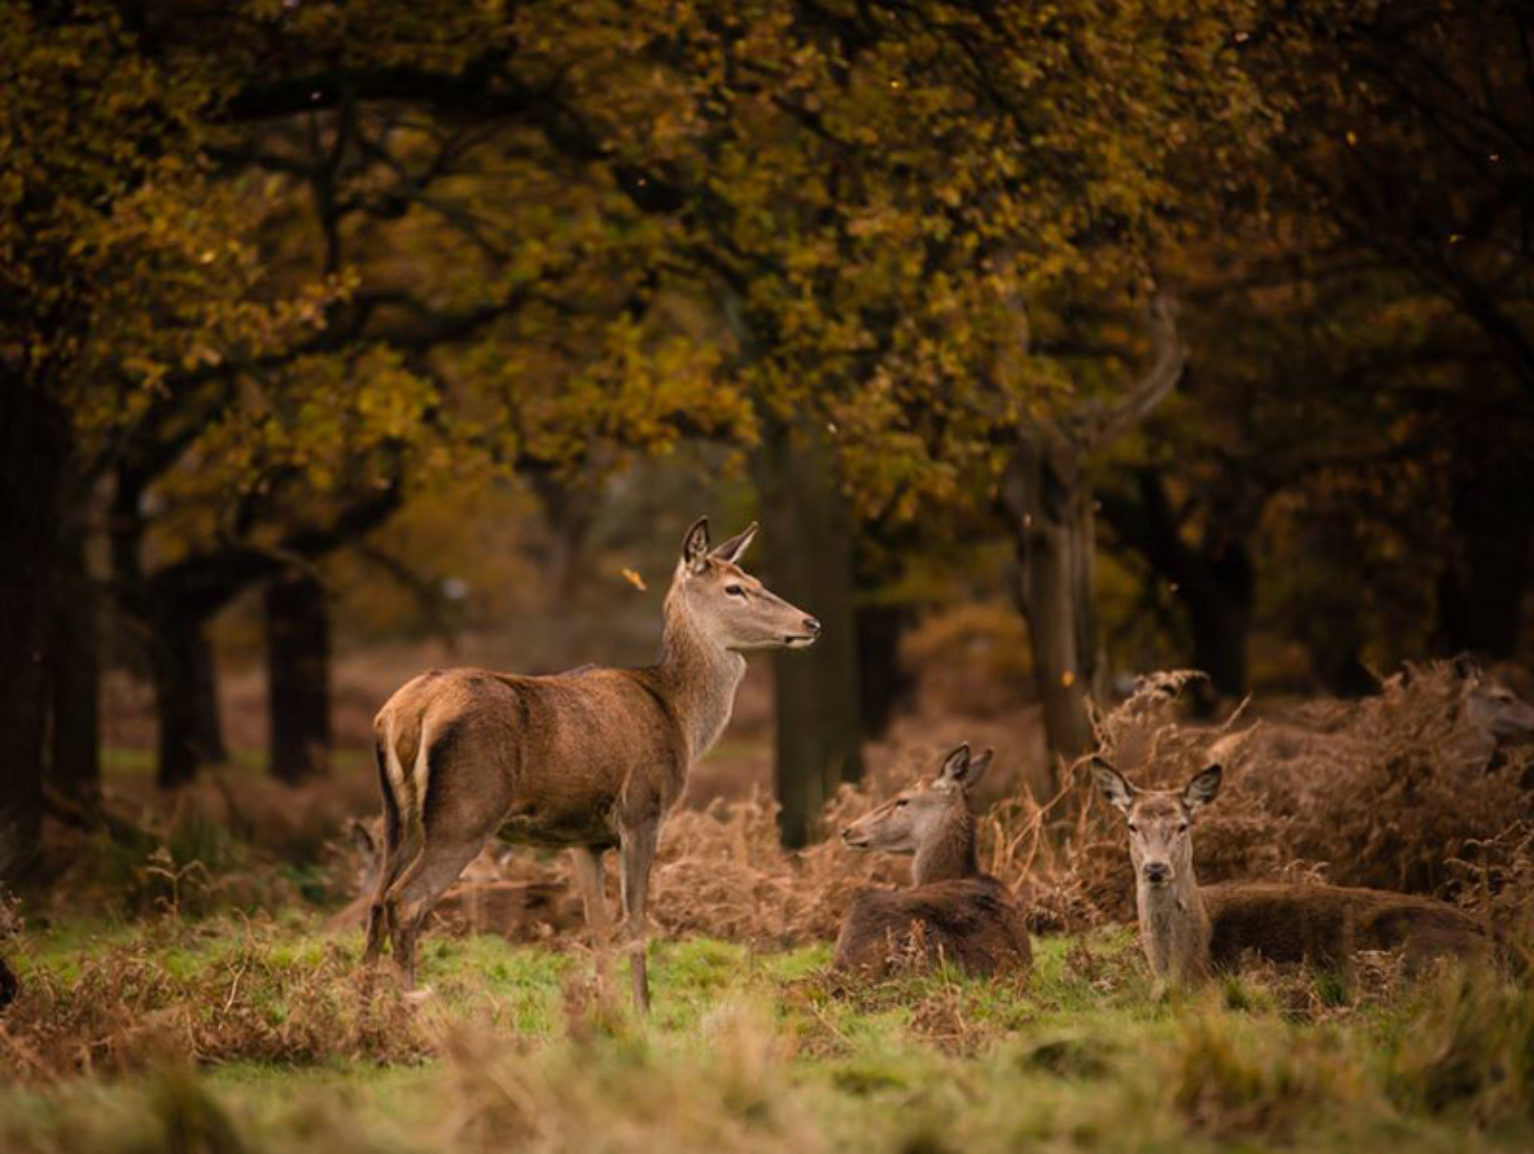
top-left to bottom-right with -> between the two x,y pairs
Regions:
671,517 -> 821,652
1454,658 -> 1534,742
1092,758 -> 1222,890
347,818 -> 383,896
841,744 -> 994,855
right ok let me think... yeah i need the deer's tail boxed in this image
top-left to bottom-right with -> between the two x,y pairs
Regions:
374,736 -> 404,868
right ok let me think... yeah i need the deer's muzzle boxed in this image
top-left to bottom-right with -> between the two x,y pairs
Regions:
1141,862 -> 1173,887
784,617 -> 822,648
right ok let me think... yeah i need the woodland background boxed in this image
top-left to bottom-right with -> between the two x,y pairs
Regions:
5,6 -> 1534,1151
3,0 -> 1533,876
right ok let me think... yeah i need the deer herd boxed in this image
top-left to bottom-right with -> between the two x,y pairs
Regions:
351,516 -> 1527,1013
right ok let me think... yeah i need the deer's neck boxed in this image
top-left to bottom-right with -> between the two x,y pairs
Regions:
654,611 -> 746,762
913,806 -> 979,885
1136,870 -> 1211,984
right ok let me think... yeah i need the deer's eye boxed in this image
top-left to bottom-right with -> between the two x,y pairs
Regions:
725,584 -> 746,598
1126,823 -> 1139,833
1178,822 -> 1189,833
894,798 -> 910,808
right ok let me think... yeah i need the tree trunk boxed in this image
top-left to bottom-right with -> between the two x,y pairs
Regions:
529,472 -> 599,612
1002,427 -> 1097,778
265,572 -> 331,784
0,376 -> 71,879
153,612 -> 225,789
994,294 -> 1184,771
1312,641 -> 1377,699
755,419 -> 864,848
854,602 -> 914,740
1099,469 -> 1257,701
124,481 -> 400,788
50,525 -> 101,808
1185,548 -> 1255,701
1437,419 -> 1533,658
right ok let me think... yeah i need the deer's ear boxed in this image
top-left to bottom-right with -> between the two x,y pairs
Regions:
1452,653 -> 1482,684
1182,764 -> 1223,811
681,516 -> 711,573
711,522 -> 758,565
349,819 -> 376,858
1091,757 -> 1137,814
936,743 -> 972,788
961,747 -> 996,791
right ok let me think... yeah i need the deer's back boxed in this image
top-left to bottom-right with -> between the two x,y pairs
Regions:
376,666 -> 688,846
833,876 -> 1032,977
1202,882 -> 1489,972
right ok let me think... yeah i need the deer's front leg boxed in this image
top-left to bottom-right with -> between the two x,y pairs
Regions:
618,818 -> 659,1015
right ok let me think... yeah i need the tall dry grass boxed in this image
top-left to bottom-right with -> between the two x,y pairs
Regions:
655,661 -> 1530,945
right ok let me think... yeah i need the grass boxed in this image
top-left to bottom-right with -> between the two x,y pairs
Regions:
3,915 -> 1530,1153
101,747 -> 273,780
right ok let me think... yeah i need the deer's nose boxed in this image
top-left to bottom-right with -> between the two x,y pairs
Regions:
1142,862 -> 1172,885
804,617 -> 822,635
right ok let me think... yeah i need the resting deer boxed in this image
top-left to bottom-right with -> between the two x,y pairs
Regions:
836,745 -> 1032,976
1206,658 -> 1534,782
366,517 -> 819,1011
1453,658 -> 1534,773
1091,758 -> 1489,989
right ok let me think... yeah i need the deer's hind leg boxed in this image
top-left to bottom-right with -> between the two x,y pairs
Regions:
384,721 -> 514,987
570,846 -> 613,982
570,846 -> 610,939
384,837 -> 491,988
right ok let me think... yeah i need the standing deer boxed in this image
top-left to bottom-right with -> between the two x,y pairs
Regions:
1091,758 -> 1490,989
366,517 -> 819,1011
836,745 -> 1032,976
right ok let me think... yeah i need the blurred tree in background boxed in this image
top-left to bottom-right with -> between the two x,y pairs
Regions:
2,3 -> 346,870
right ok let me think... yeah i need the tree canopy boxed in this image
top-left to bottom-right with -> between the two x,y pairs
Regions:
2,0 -> 1530,868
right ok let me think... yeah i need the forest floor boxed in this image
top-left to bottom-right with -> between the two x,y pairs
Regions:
3,913 -> 1530,1154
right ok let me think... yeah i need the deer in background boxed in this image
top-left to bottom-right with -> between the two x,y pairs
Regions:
1452,658 -> 1534,774
1204,658 -> 1534,784
1092,758 -> 1490,990
367,517 -> 820,1011
836,745 -> 1032,976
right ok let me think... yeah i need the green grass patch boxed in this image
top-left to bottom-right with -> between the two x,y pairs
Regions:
2,915 -> 1530,1153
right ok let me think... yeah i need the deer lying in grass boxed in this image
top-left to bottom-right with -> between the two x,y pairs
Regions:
367,517 -> 819,1011
1092,758 -> 1490,989
1205,658 -> 1534,783
836,745 -> 1032,976
328,818 -> 580,940
1452,659 -> 1534,778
